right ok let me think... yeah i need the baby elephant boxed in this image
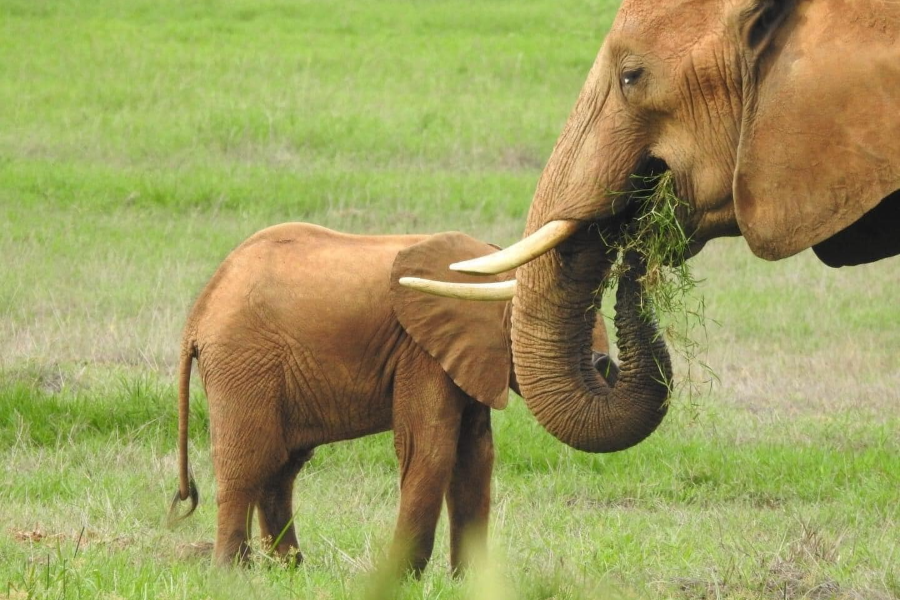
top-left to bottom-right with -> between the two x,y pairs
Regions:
168,223 -> 615,574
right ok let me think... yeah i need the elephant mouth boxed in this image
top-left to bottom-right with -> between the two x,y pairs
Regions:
627,155 -> 705,265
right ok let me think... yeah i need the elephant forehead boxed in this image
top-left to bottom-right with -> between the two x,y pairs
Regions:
612,0 -> 732,56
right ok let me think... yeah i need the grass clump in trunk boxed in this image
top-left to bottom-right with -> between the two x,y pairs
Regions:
598,171 -> 717,405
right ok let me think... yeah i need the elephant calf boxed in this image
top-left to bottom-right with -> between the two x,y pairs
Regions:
168,222 -> 616,574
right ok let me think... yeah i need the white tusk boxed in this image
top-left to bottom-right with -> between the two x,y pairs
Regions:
449,220 -> 580,275
398,277 -> 516,301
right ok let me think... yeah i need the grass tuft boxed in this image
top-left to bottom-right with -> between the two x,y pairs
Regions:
598,172 -> 717,405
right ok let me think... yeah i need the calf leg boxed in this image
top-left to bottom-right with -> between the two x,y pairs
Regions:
207,383 -> 288,566
257,448 -> 314,564
446,401 -> 493,575
214,486 -> 257,565
390,355 -> 466,576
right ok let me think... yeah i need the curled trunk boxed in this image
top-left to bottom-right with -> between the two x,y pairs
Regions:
511,229 -> 672,452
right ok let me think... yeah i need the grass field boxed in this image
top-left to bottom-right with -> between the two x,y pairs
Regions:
2,0 -> 899,598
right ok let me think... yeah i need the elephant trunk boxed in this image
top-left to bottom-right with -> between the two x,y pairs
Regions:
511,228 -> 672,452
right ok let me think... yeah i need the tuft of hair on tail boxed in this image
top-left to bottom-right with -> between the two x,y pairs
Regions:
167,469 -> 199,527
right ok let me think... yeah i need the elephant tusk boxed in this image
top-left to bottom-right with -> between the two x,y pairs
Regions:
449,220 -> 580,275
398,277 -> 516,301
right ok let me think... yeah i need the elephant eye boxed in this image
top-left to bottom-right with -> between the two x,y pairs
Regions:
620,67 -> 644,87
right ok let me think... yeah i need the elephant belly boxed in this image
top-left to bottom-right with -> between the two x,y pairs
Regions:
277,329 -> 406,449
197,335 -> 398,454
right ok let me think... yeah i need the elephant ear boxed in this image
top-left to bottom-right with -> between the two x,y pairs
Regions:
732,0 -> 900,262
390,233 -> 513,410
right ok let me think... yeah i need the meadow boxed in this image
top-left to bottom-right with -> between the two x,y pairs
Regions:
1,0 -> 898,597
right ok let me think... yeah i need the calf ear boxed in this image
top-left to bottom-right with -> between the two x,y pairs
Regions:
390,232 -> 513,410
733,0 -> 900,260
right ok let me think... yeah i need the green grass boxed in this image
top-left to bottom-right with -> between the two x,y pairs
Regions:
3,375 -> 899,598
2,0 -> 899,598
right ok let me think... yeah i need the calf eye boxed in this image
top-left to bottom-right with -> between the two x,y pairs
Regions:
621,68 -> 644,87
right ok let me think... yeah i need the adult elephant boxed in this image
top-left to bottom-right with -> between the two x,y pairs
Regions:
402,0 -> 899,452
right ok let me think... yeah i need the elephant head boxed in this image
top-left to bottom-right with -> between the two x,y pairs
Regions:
402,0 -> 899,452
493,0 -> 899,265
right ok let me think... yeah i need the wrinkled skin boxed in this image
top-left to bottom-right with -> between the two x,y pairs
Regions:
168,223 -> 619,574
507,0 -> 899,452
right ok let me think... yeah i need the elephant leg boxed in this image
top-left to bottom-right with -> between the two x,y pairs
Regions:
214,486 -> 257,566
389,354 -> 466,576
446,401 -> 493,575
257,447 -> 314,564
208,383 -> 288,567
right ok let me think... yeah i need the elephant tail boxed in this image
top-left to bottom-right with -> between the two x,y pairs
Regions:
167,341 -> 199,527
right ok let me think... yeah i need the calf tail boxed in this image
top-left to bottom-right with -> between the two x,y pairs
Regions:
167,342 -> 199,526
